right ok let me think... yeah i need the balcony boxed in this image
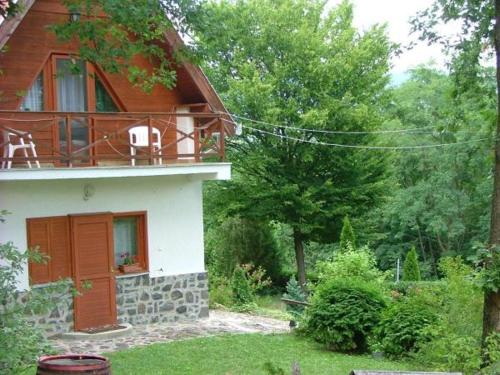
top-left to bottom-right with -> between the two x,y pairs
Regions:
0,110 -> 232,181
0,109 -> 230,166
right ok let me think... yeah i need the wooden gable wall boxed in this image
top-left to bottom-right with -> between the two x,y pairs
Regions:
0,0 -> 206,112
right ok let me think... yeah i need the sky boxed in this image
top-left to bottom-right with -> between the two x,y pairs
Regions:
326,0 -> 459,78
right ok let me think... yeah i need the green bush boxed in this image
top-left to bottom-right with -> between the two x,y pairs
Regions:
205,217 -> 284,283
373,298 -> 437,357
208,273 -> 233,308
411,257 -> 484,374
231,265 -> 256,310
402,247 -> 421,281
317,246 -> 387,284
304,278 -> 386,352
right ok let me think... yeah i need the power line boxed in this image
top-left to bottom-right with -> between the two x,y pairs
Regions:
230,121 -> 494,150
224,112 -> 438,135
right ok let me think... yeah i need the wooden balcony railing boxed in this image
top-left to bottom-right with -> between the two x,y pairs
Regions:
0,110 -> 228,169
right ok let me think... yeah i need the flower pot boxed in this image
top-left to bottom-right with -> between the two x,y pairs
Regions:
118,263 -> 142,274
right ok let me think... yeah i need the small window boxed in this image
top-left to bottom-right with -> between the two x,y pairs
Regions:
20,73 -> 44,111
95,77 -> 118,112
113,213 -> 147,272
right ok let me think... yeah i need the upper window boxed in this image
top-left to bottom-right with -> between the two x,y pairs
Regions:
96,77 -> 118,112
55,58 -> 88,112
20,73 -> 44,111
20,55 -> 122,112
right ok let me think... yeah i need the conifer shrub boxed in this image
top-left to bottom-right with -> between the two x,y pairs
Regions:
339,215 -> 356,252
282,277 -> 307,317
373,298 -> 437,357
402,247 -> 421,281
304,278 -> 386,352
231,265 -> 256,310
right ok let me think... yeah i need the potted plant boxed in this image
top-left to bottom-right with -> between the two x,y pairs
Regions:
118,252 -> 142,273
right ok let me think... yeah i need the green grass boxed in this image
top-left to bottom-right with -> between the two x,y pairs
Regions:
107,333 -> 414,374
254,295 -> 292,320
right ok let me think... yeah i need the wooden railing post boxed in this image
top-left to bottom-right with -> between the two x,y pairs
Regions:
148,116 -> 153,165
194,116 -> 200,162
66,115 -> 72,167
219,118 -> 225,161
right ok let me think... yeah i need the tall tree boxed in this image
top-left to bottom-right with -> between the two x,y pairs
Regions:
411,0 -> 500,341
196,0 -> 393,287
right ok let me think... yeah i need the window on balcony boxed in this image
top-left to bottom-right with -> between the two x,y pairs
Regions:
20,73 -> 44,111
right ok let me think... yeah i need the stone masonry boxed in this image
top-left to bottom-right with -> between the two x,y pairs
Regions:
22,283 -> 74,335
22,271 -> 209,335
115,272 -> 209,325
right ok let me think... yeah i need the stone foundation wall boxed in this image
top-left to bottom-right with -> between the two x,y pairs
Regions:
22,284 -> 74,336
116,272 -> 209,325
20,272 -> 208,334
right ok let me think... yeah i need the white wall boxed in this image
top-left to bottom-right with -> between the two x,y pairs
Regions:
0,175 -> 206,290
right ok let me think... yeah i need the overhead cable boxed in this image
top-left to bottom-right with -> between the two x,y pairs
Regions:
228,120 -> 494,150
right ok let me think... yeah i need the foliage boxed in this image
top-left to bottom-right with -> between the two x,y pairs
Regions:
282,277 -> 307,318
0,239 -> 71,373
368,66 -> 495,274
198,0 -> 393,284
205,216 -> 283,283
402,247 -> 421,281
472,244 -> 500,293
240,263 -> 272,295
317,245 -> 388,285
373,298 -> 437,357
208,274 -> 233,308
230,265 -> 256,311
0,0 -> 19,18
48,0 -> 203,93
410,0 -> 495,92
107,334 -> 415,375
339,216 -> 356,252
412,257 -> 484,373
304,278 -> 386,353
482,332 -> 500,372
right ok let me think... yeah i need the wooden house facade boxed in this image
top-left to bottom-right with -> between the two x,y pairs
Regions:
0,0 -> 232,333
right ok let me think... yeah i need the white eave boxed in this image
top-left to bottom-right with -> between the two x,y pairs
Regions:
0,163 -> 231,181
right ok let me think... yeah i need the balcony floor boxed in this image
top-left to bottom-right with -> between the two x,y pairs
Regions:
0,162 -> 231,181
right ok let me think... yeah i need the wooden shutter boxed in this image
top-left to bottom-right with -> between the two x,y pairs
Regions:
27,216 -> 71,284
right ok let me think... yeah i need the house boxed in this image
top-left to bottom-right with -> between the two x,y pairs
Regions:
0,0 -> 232,334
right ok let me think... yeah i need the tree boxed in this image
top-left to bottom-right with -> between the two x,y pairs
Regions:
196,0 -> 393,288
402,247 -> 421,281
339,215 -> 356,252
367,66 -> 494,276
411,0 -> 500,342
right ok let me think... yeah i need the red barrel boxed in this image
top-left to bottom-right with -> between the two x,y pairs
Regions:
36,354 -> 111,375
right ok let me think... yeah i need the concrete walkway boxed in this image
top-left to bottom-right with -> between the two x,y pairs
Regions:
51,310 -> 290,354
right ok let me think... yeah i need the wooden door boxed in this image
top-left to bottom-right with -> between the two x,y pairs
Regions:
71,214 -> 117,331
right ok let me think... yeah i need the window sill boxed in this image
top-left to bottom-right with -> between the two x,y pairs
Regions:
115,271 -> 149,279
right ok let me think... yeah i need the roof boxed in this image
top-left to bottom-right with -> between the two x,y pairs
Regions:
0,0 -> 233,129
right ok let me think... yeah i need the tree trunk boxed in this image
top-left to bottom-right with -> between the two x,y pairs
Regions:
292,228 -> 307,289
483,0 -> 500,342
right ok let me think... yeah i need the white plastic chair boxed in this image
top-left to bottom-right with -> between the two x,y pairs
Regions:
128,126 -> 162,166
1,128 -> 40,169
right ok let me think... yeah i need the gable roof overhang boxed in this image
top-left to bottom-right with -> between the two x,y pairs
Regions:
0,0 -> 234,133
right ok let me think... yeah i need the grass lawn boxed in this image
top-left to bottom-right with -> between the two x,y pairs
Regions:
107,333 -> 414,375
